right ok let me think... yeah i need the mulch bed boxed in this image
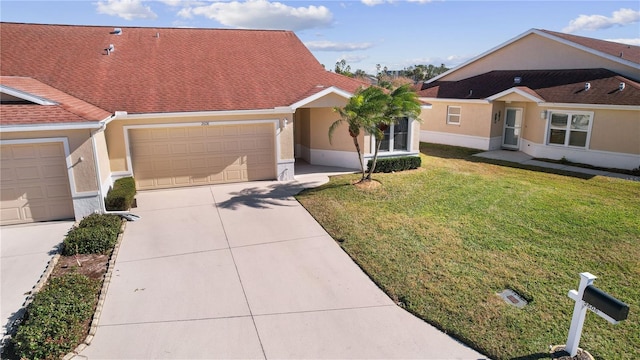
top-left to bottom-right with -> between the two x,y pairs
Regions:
550,345 -> 594,360
52,254 -> 110,280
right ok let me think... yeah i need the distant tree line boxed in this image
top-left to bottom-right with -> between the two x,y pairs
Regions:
333,59 -> 449,83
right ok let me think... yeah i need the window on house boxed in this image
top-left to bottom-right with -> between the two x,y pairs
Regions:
380,117 -> 410,152
447,106 -> 461,125
547,111 -> 592,147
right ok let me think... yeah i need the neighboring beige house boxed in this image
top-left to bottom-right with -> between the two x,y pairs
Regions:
0,23 -> 423,225
418,29 -> 640,170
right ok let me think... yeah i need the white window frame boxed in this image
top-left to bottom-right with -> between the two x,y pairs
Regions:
447,106 -> 461,125
545,110 -> 594,149
375,117 -> 413,153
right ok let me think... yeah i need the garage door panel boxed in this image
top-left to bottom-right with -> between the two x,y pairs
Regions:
189,143 -> 206,154
1,208 -> 21,223
131,124 -> 275,190
171,143 -> 188,155
39,143 -> 65,157
205,127 -> 223,137
0,142 -> 74,225
11,145 -> 38,159
15,166 -> 42,181
46,184 -> 72,198
206,142 -> 223,153
223,126 -> 239,136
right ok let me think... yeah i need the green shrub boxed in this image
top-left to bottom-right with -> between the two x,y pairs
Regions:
105,177 -> 136,211
77,213 -> 122,230
62,226 -> 118,256
367,156 -> 421,173
12,274 -> 99,360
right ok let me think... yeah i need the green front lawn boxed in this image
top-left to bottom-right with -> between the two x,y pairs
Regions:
296,143 -> 640,360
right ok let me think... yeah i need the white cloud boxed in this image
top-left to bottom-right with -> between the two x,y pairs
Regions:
95,0 -> 158,20
605,38 -> 640,46
563,8 -> 640,33
361,0 -> 386,6
305,40 -> 373,51
336,54 -> 369,64
178,0 -> 333,31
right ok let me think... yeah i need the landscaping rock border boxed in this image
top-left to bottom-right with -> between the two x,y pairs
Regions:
60,220 -> 127,360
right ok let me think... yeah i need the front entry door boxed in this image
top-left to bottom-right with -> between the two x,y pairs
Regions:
502,108 -> 523,149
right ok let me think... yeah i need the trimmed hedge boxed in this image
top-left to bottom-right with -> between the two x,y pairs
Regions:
12,274 -> 100,360
62,214 -> 121,256
105,177 -> 137,211
367,156 -> 421,173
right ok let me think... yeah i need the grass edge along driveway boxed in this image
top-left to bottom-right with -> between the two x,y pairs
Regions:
296,143 -> 640,360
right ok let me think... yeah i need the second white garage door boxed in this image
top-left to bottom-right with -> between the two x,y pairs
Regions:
130,123 -> 276,190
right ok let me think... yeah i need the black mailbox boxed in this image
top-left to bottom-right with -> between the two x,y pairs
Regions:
582,285 -> 629,322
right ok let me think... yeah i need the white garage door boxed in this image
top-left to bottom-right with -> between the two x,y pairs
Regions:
130,123 -> 276,190
0,142 -> 74,225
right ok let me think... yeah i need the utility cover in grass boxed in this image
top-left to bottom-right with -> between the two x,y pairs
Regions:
498,289 -> 528,308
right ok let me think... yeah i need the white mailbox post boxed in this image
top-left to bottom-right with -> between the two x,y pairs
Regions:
566,272 -> 629,357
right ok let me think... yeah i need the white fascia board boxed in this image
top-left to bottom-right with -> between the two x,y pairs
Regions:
540,103 -> 640,111
0,122 -> 104,132
418,97 -> 490,104
289,86 -> 354,110
486,88 -> 544,103
0,84 -> 58,105
119,108 -> 294,120
426,29 -> 539,84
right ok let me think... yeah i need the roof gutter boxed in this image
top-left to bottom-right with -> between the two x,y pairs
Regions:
0,121 -> 105,133
539,103 -> 640,111
114,108 -> 294,120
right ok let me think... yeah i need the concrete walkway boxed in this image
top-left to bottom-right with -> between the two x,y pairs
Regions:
474,150 -> 640,181
1,221 -> 74,344
78,179 -> 487,359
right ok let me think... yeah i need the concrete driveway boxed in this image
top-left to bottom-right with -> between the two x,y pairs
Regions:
1,221 -> 74,343
79,181 -> 487,359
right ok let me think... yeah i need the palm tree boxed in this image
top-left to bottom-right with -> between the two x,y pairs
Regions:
365,84 -> 422,180
329,86 -> 388,181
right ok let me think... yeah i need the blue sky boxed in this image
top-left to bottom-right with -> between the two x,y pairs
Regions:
1,1 -> 639,73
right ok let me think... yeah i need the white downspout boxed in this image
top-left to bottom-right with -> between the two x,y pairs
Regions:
90,113 -> 140,221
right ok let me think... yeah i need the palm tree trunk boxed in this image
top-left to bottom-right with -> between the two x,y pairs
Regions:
366,138 -> 383,180
352,135 -> 366,180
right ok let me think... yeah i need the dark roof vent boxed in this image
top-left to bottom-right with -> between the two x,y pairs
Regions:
514,76 -> 522,84
585,82 -> 591,91
112,28 -> 122,35
619,82 -> 626,91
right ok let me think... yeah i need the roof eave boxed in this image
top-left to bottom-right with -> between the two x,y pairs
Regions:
486,87 -> 545,103
0,84 -> 58,105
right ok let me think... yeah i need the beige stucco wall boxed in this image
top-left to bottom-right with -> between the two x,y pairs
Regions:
420,102 -> 493,138
440,33 -> 639,81
0,129 -> 98,193
513,105 -> 639,155
588,109 -> 639,154
294,108 -> 311,152
308,107 -> 365,152
105,113 -> 292,172
93,130 -> 112,187
303,93 -> 350,108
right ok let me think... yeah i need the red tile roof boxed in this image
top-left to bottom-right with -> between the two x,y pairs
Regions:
418,69 -> 640,106
539,29 -> 640,65
1,76 -> 112,125
0,23 -> 364,118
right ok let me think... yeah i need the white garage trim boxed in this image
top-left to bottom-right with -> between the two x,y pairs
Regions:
123,120 -> 281,188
